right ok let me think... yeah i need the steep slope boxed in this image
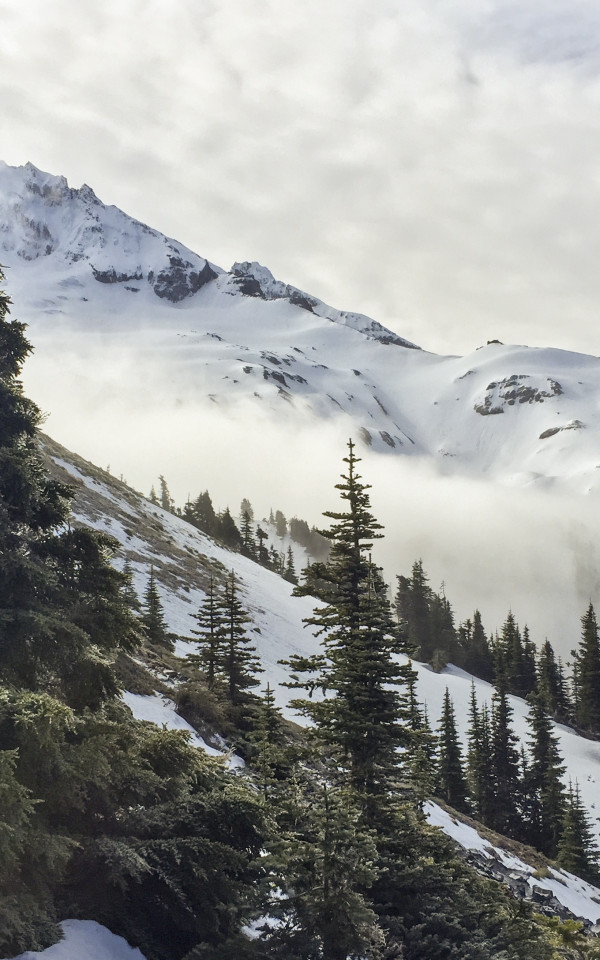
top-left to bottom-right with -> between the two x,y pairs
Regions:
2,160 -> 600,494
42,434 -> 600,852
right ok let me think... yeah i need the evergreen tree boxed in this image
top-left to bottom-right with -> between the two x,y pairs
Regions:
141,567 -> 172,649
0,269 -> 138,708
557,782 -> 600,885
489,676 -> 522,837
256,525 -> 270,567
121,558 -> 141,612
240,509 -> 256,559
183,490 -> 217,536
523,690 -> 566,857
158,474 -> 174,513
460,610 -> 494,682
190,575 -> 223,688
283,545 -> 298,585
537,639 -> 571,723
396,559 -> 432,660
248,683 -> 288,801
284,440 -> 410,814
574,603 -> 600,734
435,688 -> 469,813
216,507 -> 243,551
466,683 -> 493,824
265,779 -> 383,960
220,571 -> 262,705
274,509 -> 287,539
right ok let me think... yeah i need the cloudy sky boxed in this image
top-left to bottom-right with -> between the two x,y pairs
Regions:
3,0 -> 600,357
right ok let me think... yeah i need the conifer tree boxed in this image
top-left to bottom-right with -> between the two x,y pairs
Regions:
220,571 -> 262,705
460,610 -> 494,681
266,780 -> 384,960
141,567 -> 172,649
435,688 -> 469,813
121,558 -> 141,612
183,490 -> 217,535
240,509 -> 256,559
537,639 -> 571,723
523,690 -> 566,857
557,782 -> 600,885
283,440 -> 410,814
249,683 -> 288,801
216,507 -> 243,551
274,509 -> 287,538
256,525 -> 270,567
158,474 -> 174,513
466,683 -> 493,824
190,575 -> 223,688
283,545 -> 298,584
574,603 -> 600,734
489,676 -> 522,837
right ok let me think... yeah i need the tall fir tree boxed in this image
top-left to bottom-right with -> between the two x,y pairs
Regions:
537,639 -> 571,723
141,567 -> 172,649
489,676 -> 522,837
190,575 -> 223,689
557,782 -> 600,885
435,688 -> 469,813
220,571 -> 262,705
284,440 -> 410,815
466,683 -> 493,824
522,690 -> 566,857
574,603 -> 600,734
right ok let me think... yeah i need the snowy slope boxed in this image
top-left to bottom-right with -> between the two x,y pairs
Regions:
44,436 -> 600,848
2,160 -> 600,497
4,920 -> 147,960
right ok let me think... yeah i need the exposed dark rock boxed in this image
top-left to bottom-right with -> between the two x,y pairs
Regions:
475,375 -> 563,416
539,420 -> 584,440
92,266 -> 143,284
152,256 -> 217,302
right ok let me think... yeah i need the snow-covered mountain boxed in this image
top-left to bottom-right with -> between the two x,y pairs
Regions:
2,159 -> 600,495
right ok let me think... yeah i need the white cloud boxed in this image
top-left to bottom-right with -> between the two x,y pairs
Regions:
3,0 -> 600,359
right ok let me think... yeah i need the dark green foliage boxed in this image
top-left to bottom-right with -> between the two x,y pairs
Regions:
574,603 -> 600,734
215,507 -> 243,551
435,688 -> 469,813
371,802 -> 554,960
522,690 -> 566,856
264,780 -> 383,960
274,509 -> 287,539
141,567 -> 172,649
459,610 -> 494,682
557,782 -> 600,885
61,723 -> 267,960
466,684 -> 493,825
283,545 -> 298,585
489,676 -> 522,837
284,440 -> 410,808
240,509 -> 256,559
183,491 -> 217,537
190,575 -> 223,689
537,639 -> 572,723
395,561 -> 460,667
220,571 -> 263,705
247,684 -> 289,801
158,474 -> 174,512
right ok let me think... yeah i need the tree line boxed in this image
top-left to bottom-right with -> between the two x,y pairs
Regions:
148,478 -> 328,582
397,560 -> 600,739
